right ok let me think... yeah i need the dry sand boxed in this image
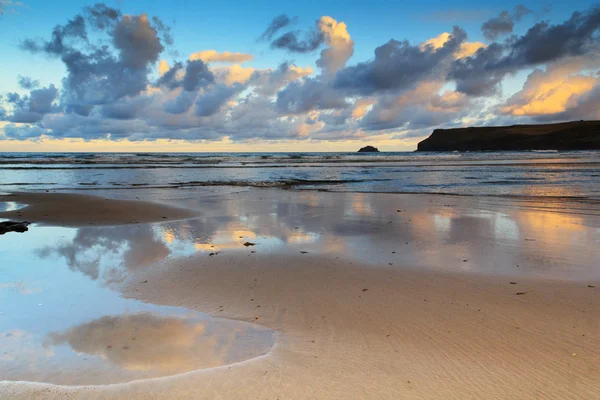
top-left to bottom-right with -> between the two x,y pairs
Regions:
0,192 -> 197,226
1,190 -> 599,399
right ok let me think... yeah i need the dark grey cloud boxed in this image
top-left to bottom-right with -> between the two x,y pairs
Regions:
334,27 -> 466,95
113,14 -> 163,69
481,11 -> 514,41
182,59 -> 214,91
21,14 -> 88,55
447,43 -> 507,96
271,30 -> 324,53
276,78 -> 347,114
152,16 -> 174,45
451,6 -> 600,95
4,84 -> 59,123
262,15 -> 325,53
84,3 -> 121,30
100,96 -> 152,120
156,61 -> 184,89
17,75 -> 40,90
156,59 -> 215,92
165,91 -> 197,115
481,5 -> 532,41
259,14 -> 296,40
514,4 -> 533,20
20,4 -> 168,111
195,84 -> 241,117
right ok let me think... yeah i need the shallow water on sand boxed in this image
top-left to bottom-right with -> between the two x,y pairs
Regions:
1,188 -> 599,385
0,223 -> 275,386
0,202 -> 24,212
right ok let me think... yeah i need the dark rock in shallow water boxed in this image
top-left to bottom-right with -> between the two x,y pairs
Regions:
0,221 -> 31,235
358,146 -> 380,153
417,120 -> 600,151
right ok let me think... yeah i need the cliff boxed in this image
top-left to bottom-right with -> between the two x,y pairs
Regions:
416,121 -> 600,151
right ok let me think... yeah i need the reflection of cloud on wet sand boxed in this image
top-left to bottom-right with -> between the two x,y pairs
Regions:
44,313 -> 275,378
36,226 -> 170,287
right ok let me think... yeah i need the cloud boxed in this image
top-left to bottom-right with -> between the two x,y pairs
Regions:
212,64 -> 255,85
20,6 -> 166,110
182,59 -> 214,91
84,3 -> 121,29
17,76 -> 40,90
113,14 -> 164,69
100,95 -> 152,120
454,41 -> 486,59
360,81 -> 471,131
195,84 -> 242,117
276,78 -> 347,114
449,6 -> 600,96
420,32 -> 486,59
44,314 -> 211,372
501,58 -> 599,118
189,50 -> 253,64
271,29 -> 324,53
158,60 -> 170,77
247,62 -> 313,95
480,5 -> 533,41
316,16 -> 354,76
4,84 -> 58,123
334,27 -> 466,95
3,4 -> 600,147
259,14 -> 297,40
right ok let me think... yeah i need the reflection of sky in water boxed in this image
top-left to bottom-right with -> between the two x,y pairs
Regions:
1,189 -> 599,384
158,190 -> 600,281
0,202 -> 25,212
0,225 -> 275,385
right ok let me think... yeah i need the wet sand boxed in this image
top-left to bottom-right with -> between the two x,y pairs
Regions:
1,189 -> 599,399
0,192 -> 197,226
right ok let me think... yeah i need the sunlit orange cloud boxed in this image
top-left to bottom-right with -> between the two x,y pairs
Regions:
213,64 -> 255,85
188,50 -> 254,64
158,60 -> 170,77
352,98 -> 376,119
502,71 -> 597,116
420,32 -> 486,59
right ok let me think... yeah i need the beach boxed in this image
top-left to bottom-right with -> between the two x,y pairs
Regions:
3,0 -> 600,396
1,187 -> 599,399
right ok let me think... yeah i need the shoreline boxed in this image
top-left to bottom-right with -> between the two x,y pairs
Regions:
1,189 -> 600,398
0,192 -> 198,226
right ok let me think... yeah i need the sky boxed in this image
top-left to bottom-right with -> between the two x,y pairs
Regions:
0,0 -> 599,152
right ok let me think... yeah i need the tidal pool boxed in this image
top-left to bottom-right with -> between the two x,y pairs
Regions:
0,222 -> 275,386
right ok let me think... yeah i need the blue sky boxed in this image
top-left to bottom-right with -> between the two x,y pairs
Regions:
0,0 -> 599,151
0,0 -> 586,90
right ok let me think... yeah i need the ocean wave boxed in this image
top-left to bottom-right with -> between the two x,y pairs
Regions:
3,150 -> 598,168
167,178 -> 392,188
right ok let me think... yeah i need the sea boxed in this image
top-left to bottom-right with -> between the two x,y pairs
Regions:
1,151 -> 600,200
